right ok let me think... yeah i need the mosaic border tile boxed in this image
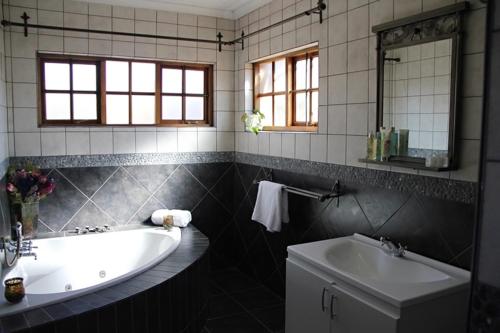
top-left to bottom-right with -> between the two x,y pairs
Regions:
9,152 -> 235,169
235,152 -> 477,204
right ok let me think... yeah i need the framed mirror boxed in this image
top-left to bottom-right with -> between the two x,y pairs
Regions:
368,2 -> 469,171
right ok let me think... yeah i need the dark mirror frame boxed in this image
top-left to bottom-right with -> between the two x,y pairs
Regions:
371,2 -> 470,171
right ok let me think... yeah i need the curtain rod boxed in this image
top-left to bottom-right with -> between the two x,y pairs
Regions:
0,0 -> 326,52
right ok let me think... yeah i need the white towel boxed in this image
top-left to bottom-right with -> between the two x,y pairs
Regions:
151,209 -> 192,227
251,181 -> 289,232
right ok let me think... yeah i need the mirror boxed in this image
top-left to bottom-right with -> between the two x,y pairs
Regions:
383,39 -> 452,162
370,3 -> 468,171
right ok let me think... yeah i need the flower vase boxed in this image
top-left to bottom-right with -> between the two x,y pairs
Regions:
10,201 -> 39,239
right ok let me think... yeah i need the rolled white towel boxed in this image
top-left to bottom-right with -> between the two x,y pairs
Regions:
151,209 -> 192,227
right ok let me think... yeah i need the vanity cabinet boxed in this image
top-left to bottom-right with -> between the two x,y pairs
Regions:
285,257 -> 467,333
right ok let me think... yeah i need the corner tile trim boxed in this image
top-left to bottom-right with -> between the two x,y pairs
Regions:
235,152 -> 477,204
10,152 -> 235,169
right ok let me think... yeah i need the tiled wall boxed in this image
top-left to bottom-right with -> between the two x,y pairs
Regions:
217,162 -> 475,296
384,40 -> 452,151
233,0 -> 486,182
3,0 -> 235,157
469,0 -> 500,331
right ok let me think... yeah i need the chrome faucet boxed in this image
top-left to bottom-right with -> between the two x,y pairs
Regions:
1,222 -> 38,267
380,237 -> 406,257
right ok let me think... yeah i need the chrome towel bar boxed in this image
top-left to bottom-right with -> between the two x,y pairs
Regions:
252,179 -> 343,203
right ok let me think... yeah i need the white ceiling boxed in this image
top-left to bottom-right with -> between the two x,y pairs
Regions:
80,0 -> 271,20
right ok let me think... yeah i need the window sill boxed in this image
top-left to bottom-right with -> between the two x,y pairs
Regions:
38,124 -> 214,128
261,126 -> 318,133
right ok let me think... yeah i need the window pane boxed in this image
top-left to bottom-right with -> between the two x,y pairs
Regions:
259,62 -> 273,94
44,63 -> 70,90
73,64 -> 96,91
162,96 -> 182,120
73,94 -> 97,120
311,56 -> 319,89
295,59 -> 307,90
311,91 -> 318,124
274,59 -> 286,92
132,95 -> 155,124
162,68 -> 182,93
260,96 -> 272,126
106,61 -> 129,92
132,62 -> 155,93
274,95 -> 286,126
295,93 -> 307,123
185,97 -> 204,120
106,94 -> 129,124
185,70 -> 204,94
45,93 -> 70,120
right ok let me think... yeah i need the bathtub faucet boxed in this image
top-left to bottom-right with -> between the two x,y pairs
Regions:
0,222 -> 38,266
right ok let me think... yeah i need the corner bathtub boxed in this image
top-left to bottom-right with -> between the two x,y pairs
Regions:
0,226 -> 181,316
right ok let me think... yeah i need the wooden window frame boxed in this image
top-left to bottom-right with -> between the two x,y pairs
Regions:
37,53 -> 214,127
253,48 -> 319,132
159,63 -> 213,126
39,57 -> 101,125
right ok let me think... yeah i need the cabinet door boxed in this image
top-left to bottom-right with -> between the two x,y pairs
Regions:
286,260 -> 333,333
329,284 -> 398,333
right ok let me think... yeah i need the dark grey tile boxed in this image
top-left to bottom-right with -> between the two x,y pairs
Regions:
184,162 -> 232,190
229,286 -> 283,311
39,170 -> 88,231
235,163 -> 261,192
206,312 -> 269,333
92,168 -> 151,224
124,164 -> 178,193
155,165 -> 207,211
57,166 -> 117,197
250,304 -> 285,333
211,268 -> 261,294
353,185 -> 411,230
209,294 -> 246,319
210,165 -> 237,213
63,201 -> 116,231
244,232 -> 279,283
128,196 -> 166,225
486,32 -> 500,160
191,194 -> 232,241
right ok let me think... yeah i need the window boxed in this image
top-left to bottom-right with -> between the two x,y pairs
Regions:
253,48 -> 319,131
40,59 -> 100,124
38,54 -> 213,126
160,65 -> 211,124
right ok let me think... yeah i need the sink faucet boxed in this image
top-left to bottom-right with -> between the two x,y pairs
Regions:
380,237 -> 406,257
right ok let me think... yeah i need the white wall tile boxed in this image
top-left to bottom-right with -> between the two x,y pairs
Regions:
41,132 -> 66,156
90,132 -> 113,155
15,132 -> 41,156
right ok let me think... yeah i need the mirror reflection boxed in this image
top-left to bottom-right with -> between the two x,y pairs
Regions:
380,39 -> 452,167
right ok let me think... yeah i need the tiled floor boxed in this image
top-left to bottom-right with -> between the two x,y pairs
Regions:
203,267 -> 285,333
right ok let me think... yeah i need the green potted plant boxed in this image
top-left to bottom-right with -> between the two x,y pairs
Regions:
241,109 -> 265,134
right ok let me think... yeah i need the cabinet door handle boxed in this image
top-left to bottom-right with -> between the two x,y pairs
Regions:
330,294 -> 337,319
321,287 -> 327,312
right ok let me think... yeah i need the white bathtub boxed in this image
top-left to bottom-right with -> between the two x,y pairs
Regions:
0,226 -> 181,316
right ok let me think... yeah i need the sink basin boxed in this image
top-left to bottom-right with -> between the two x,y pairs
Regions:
325,239 -> 450,284
287,233 -> 470,307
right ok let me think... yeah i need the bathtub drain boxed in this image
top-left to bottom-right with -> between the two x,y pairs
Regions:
99,270 -> 106,278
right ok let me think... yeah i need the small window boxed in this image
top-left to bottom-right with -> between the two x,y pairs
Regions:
38,54 -> 213,127
160,65 -> 211,124
41,60 -> 99,124
254,48 -> 319,131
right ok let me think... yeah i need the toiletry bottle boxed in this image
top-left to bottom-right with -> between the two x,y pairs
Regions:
376,132 -> 382,161
398,129 -> 409,156
367,132 -> 375,160
390,127 -> 398,156
379,127 -> 386,161
381,127 -> 392,161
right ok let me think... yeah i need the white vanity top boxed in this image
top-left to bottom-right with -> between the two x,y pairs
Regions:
287,234 -> 470,307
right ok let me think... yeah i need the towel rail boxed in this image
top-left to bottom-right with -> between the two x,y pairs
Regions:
252,179 -> 343,203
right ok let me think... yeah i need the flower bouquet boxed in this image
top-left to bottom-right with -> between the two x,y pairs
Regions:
241,109 -> 265,134
6,163 -> 55,239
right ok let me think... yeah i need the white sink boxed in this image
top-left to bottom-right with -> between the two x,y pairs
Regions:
287,234 -> 470,307
325,239 -> 450,284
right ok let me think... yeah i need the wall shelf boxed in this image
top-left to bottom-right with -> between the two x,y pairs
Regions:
358,158 -> 451,172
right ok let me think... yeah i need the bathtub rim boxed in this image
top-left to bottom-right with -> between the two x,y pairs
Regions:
0,225 -> 209,331
0,225 -> 182,317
